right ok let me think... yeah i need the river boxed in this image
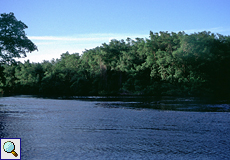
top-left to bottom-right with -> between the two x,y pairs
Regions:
0,96 -> 230,159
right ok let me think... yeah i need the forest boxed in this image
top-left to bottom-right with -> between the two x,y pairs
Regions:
1,30 -> 230,98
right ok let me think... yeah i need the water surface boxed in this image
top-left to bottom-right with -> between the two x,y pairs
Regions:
0,96 -> 229,159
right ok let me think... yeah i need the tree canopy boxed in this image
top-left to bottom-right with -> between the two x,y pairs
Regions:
0,14 -> 229,98
0,12 -> 37,63
2,31 -> 230,98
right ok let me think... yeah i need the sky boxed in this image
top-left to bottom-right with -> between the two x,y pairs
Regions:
1,0 -> 230,63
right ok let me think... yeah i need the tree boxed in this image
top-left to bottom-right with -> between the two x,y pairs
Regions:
0,12 -> 37,64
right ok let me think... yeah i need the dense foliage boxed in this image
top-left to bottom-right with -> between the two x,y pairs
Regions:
0,12 -> 37,64
2,31 -> 230,97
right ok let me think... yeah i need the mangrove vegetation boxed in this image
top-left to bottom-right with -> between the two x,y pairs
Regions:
1,13 -> 230,97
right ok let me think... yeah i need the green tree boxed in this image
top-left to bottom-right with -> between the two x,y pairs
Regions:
0,12 -> 37,63
13,61 -> 42,94
2,30 -> 230,97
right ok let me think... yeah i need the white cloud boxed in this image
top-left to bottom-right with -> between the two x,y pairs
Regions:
23,33 -> 149,63
182,27 -> 226,34
29,36 -> 108,42
29,33 -> 149,42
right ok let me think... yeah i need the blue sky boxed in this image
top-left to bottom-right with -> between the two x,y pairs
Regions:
1,0 -> 230,62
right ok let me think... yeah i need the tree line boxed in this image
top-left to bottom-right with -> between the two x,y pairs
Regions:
1,13 -> 230,97
2,31 -> 230,97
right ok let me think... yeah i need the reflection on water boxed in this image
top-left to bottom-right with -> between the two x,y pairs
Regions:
95,102 -> 230,112
0,96 -> 230,159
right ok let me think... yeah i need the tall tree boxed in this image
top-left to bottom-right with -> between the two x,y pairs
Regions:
0,12 -> 37,63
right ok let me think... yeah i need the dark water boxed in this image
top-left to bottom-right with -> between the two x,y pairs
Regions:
0,96 -> 230,160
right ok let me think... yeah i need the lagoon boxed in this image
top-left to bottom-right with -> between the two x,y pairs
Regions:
0,96 -> 230,159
